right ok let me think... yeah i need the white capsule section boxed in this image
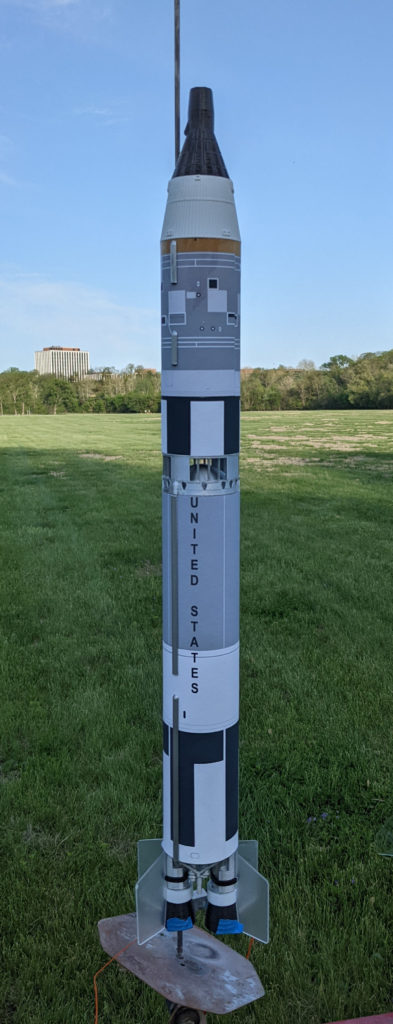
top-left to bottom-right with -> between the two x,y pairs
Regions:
161,175 -> 240,242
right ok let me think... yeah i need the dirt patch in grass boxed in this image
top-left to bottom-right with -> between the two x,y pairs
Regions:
135,560 -> 161,578
250,441 -> 285,450
79,453 -> 123,462
248,436 -> 392,452
344,457 -> 393,473
330,433 -> 388,443
22,824 -> 71,850
246,455 -> 335,469
304,441 -> 361,450
245,452 -> 393,474
246,427 -> 393,455
0,763 -> 20,784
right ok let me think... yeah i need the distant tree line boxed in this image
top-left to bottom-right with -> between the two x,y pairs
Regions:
0,365 -> 161,415
241,350 -> 393,410
1,349 -> 393,414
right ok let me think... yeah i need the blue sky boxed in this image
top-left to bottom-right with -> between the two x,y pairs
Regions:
0,0 -> 392,372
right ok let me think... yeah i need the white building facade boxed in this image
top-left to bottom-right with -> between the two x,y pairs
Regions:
34,347 -> 89,379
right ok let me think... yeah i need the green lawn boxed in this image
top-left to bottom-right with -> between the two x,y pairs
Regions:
1,410 -> 393,1024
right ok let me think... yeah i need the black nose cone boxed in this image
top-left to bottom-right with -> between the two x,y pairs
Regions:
173,86 -> 229,179
187,86 -> 214,133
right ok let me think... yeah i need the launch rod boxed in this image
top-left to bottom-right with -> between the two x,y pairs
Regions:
172,695 -> 180,866
174,0 -> 180,162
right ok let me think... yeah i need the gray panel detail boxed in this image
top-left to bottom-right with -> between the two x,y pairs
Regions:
161,253 -> 241,389
224,489 -> 240,646
163,489 -> 239,650
170,240 -> 177,284
179,492 -> 225,650
194,257 -> 239,267
162,253 -> 240,269
162,370 -> 240,397
171,331 -> 178,366
162,345 -> 239,372
162,261 -> 240,345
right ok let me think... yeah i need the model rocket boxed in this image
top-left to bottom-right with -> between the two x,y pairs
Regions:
135,86 -> 269,948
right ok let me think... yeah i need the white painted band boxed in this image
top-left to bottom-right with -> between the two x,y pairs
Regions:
163,643 -> 239,731
162,831 -> 239,868
164,885 -> 193,904
207,887 -> 238,907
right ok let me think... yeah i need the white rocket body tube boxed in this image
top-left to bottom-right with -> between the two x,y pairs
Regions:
161,179 -> 240,869
136,87 -> 268,947
161,89 -> 241,900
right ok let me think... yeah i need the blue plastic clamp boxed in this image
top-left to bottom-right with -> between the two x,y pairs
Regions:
216,919 -> 244,935
166,916 -> 194,932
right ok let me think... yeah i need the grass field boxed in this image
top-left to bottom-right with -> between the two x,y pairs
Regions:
1,410 -> 393,1024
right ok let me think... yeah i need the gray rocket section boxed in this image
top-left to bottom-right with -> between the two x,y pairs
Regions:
162,489 -> 239,652
161,250 -> 240,373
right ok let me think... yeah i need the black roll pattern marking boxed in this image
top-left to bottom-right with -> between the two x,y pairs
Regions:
225,721 -> 239,841
164,723 -> 239,849
164,396 -> 240,456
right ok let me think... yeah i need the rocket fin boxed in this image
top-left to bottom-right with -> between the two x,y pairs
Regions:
135,845 -> 165,945
238,839 -> 259,871
237,853 -> 269,945
137,838 -> 162,878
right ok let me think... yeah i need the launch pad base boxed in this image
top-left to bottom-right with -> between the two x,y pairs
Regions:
98,912 -> 264,1015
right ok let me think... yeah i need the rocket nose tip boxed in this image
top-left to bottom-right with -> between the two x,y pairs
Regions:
189,85 -> 213,103
187,86 -> 214,131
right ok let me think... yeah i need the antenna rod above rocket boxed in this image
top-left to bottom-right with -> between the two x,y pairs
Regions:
174,0 -> 180,163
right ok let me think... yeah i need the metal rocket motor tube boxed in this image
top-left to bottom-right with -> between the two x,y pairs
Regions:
161,86 -> 242,936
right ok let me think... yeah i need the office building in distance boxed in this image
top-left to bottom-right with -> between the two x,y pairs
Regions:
34,347 -> 89,379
